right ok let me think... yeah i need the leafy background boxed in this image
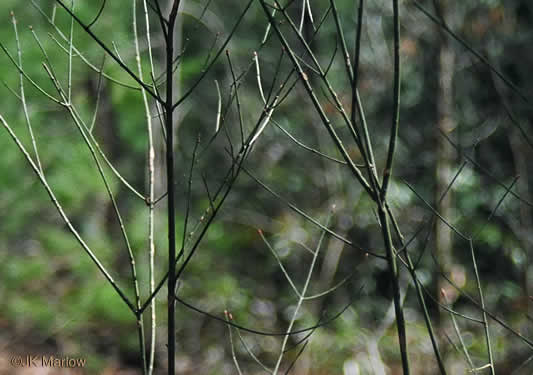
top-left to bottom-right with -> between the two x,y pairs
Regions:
0,0 -> 532,374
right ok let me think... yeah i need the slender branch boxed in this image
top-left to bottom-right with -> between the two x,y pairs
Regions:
254,51 -> 267,105
381,0 -> 401,200
172,0 -> 254,110
174,285 -> 365,337
31,0 -> 141,90
272,213 -> 331,374
403,179 -> 470,241
441,289 -> 476,372
87,0 -> 106,28
469,240 -> 495,374
133,0 -> 156,371
89,56 -> 105,132
11,13 -> 43,175
258,0 -> 375,201
272,119 -> 348,165
258,230 -> 302,298
243,166 -> 386,259
0,114 -> 135,312
0,41 -> 61,104
225,312 -> 244,375
226,51 -> 245,145
54,0 -> 162,102
236,327 -> 273,373
439,130 -> 533,208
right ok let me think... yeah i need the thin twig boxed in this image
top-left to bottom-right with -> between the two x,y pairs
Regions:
11,13 -> 43,175
380,0 -> 401,200
469,240 -> 495,375
272,213 -> 331,374
0,114 -> 135,312
441,289 -> 476,372
54,0 -> 162,102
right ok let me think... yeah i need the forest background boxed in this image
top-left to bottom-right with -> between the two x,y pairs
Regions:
0,0 -> 533,374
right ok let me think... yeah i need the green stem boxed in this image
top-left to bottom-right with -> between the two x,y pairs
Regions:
381,0 -> 401,200
166,2 -> 181,373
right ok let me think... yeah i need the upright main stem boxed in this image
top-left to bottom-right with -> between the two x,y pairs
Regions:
377,205 -> 410,374
376,0 -> 410,372
166,3 -> 180,373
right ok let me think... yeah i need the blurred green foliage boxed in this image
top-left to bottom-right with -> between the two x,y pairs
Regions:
0,0 -> 532,374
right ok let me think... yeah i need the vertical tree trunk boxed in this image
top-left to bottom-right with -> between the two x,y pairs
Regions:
434,0 -> 456,315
